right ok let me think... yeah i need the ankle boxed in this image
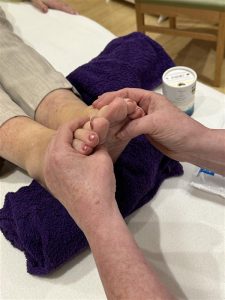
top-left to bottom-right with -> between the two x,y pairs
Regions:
35,89 -> 88,129
25,128 -> 56,186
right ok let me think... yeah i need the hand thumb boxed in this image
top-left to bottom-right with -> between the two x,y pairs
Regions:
94,144 -> 110,159
117,116 -> 152,140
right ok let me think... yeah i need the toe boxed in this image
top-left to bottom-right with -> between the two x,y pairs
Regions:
97,97 -> 128,124
83,117 -> 109,145
74,128 -> 99,147
72,139 -> 93,155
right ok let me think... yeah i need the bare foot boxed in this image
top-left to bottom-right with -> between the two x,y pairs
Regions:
73,97 -> 144,162
72,117 -> 109,155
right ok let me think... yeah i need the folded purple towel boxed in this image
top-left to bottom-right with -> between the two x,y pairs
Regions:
0,32 -> 183,275
67,32 -> 175,104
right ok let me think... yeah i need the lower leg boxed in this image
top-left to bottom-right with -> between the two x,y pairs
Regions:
35,89 -> 94,129
0,116 -> 55,185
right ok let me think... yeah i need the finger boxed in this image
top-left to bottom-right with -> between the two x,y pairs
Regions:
93,88 -> 143,107
44,0 -> 77,14
92,145 -> 114,169
93,88 -> 152,111
122,89 -> 164,114
117,116 -> 152,140
60,4 -> 77,14
124,98 -> 138,115
74,128 -> 99,147
31,0 -> 49,13
128,106 -> 145,120
72,139 -> 94,155
93,92 -> 122,108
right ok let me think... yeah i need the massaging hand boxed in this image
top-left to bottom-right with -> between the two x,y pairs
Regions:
31,0 -> 77,14
42,117 -> 117,233
93,88 -> 208,163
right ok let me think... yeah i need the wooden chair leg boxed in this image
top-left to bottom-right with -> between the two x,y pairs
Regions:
135,3 -> 145,33
169,17 -> 176,29
214,12 -> 225,86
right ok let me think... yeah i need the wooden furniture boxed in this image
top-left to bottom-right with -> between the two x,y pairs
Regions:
135,0 -> 225,86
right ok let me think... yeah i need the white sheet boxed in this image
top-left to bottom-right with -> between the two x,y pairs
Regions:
0,2 -> 225,300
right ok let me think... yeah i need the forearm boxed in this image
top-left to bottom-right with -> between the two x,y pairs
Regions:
187,128 -> 225,175
84,204 -> 174,300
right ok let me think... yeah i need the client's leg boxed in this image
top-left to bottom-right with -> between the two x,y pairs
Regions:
35,89 -> 143,162
35,89 -> 89,130
35,89 -> 138,129
0,116 -> 54,185
73,97 -> 143,162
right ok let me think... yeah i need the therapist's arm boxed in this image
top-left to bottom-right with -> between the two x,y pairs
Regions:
43,118 -> 175,300
85,206 -> 174,300
94,88 -> 225,176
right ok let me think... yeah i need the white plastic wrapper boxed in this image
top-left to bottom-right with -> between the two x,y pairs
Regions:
191,119 -> 225,198
191,168 -> 225,199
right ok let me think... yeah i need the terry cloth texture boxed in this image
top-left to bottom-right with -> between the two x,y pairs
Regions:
0,32 -> 183,275
67,32 -> 175,104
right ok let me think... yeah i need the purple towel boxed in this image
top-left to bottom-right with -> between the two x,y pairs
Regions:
0,32 -> 183,275
67,32 -> 175,104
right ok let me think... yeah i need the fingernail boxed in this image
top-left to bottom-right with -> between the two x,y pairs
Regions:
138,107 -> 145,116
124,98 -> 133,104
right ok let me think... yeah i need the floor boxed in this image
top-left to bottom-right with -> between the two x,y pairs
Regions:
66,0 -> 225,94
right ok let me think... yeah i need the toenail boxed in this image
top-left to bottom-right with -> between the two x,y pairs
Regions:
83,145 -> 88,151
89,116 -> 96,130
89,134 -> 96,141
89,119 -> 93,130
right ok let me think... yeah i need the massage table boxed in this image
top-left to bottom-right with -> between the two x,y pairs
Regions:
0,2 -> 224,299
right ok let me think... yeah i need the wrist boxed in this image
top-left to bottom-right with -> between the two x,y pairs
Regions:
183,123 -> 209,162
80,200 -> 122,239
186,127 -> 225,174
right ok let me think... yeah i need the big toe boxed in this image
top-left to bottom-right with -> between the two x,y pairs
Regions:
84,117 -> 110,145
97,97 -> 129,125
